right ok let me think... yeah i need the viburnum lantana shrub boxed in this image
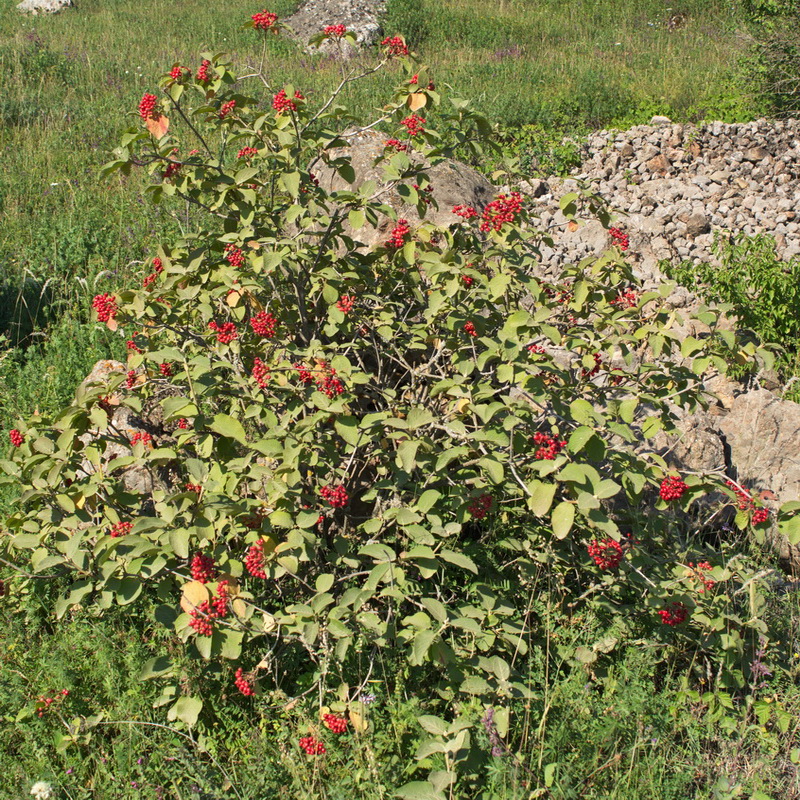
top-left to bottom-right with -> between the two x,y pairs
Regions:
1,22 -> 798,781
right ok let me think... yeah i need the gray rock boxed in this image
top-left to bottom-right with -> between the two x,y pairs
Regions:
650,115 -> 672,126
17,0 -> 73,13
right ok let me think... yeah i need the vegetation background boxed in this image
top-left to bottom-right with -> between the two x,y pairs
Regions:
1,0 -> 799,798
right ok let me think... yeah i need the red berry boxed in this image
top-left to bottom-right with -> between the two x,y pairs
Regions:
252,9 -> 278,29
532,432 -> 567,461
208,321 -> 238,344
400,114 -> 425,138
272,89 -> 303,114
752,507 -> 770,525
234,667 -> 255,696
658,601 -> 688,626
110,521 -> 133,538
219,99 -> 236,120
320,483 -> 349,508
659,475 -> 688,502
237,146 -> 259,160
452,205 -> 478,219
381,35 -> 408,56
138,93 -> 159,121
196,59 -> 212,83
177,418 -> 190,430
324,24 -> 346,36
384,138 -> 408,152
322,713 -> 348,734
250,311 -> 277,337
159,362 -> 173,378
190,552 -> 215,584
464,321 -> 478,337
245,539 -> 268,578
337,295 -> 355,314
480,192 -> 523,233
9,429 -> 24,448
252,358 -> 270,389
386,219 -> 410,249
299,735 -> 326,755
467,494 -> 492,519
92,293 -> 118,323
587,539 -> 623,570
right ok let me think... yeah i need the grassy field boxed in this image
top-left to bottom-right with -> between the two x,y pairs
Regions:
3,1 -> 798,798
0,0 -> 754,431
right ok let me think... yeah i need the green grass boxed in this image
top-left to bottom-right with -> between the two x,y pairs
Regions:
3,578 -> 799,799
0,0 -> 756,434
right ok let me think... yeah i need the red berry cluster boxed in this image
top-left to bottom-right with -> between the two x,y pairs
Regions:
250,311 -> 277,337
658,601 -> 688,626
324,24 -> 346,36
130,431 -> 153,448
251,357 -> 270,389
461,274 -> 474,287
337,295 -> 355,314
219,100 -> 236,120
381,35 -> 408,56
126,370 -> 139,389
209,321 -> 238,344
110,521 -> 133,538
159,363 -> 173,377
322,713 -> 348,733
587,539 -> 623,570
237,146 -> 259,160
752,507 -> 770,525
299,735 -> 326,755
143,256 -> 164,289
725,479 -> 769,524
126,336 -> 143,354
190,552 -> 216,584
659,475 -> 687,502
400,114 -> 425,137
533,432 -> 566,460
224,244 -> 245,267
169,65 -> 187,82
245,539 -> 268,578
252,10 -> 278,29
452,204 -> 478,219
386,219 -> 410,248
609,227 -> 629,251
384,138 -> 408,151
688,560 -> 714,593
612,288 -> 638,308
321,483 -> 349,508
464,321 -> 478,337
196,59 -> 212,83
581,352 -> 603,378
527,343 -> 545,355
36,689 -> 70,718
467,494 -> 492,519
9,429 -> 24,448
479,192 -> 523,233
273,89 -> 303,113
138,93 -> 159,121
185,482 -> 202,494
177,418 -> 190,430
163,160 -> 181,180
295,362 -> 344,397
413,183 -> 433,204
234,667 -> 255,696
92,293 -> 118,322
189,580 -> 229,636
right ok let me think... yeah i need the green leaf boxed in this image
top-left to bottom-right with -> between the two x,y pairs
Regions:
439,549 -> 477,573
171,696 -> 203,727
417,489 -> 441,514
397,440 -> 419,472
139,656 -> 174,681
551,502 -> 575,539
418,714 -> 450,736
528,481 -> 557,517
568,426 -> 595,454
335,416 -> 361,446
211,414 -> 246,444
395,781 -> 446,800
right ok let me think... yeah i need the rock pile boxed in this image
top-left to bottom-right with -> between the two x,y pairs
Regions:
284,0 -> 386,56
521,118 -> 800,289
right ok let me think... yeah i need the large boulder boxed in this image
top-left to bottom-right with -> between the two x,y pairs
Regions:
285,0 -> 386,57
17,0 -> 73,14
314,129 -> 496,249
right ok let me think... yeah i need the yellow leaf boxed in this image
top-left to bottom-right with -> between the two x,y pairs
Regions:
407,92 -> 427,111
226,290 -> 241,307
349,704 -> 369,733
146,114 -> 170,139
180,581 -> 211,614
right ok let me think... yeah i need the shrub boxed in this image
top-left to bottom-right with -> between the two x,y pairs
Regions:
1,25 -> 797,796
664,232 -> 800,389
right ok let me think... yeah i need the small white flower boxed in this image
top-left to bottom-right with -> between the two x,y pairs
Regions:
30,782 -> 54,800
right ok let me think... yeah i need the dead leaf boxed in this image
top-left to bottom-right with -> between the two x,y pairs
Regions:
349,704 -> 369,733
180,581 -> 211,613
407,92 -> 427,111
106,317 -> 118,332
226,290 -> 241,307
146,114 -> 170,139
